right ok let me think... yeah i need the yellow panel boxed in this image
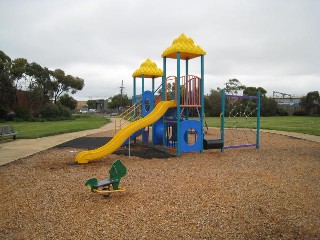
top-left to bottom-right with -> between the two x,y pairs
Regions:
132,58 -> 163,78
75,100 -> 176,164
162,33 -> 206,59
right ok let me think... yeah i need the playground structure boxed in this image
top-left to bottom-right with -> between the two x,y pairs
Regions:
221,89 -> 261,151
75,33 -> 261,164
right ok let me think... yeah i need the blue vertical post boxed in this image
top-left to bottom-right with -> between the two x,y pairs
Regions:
133,77 -> 136,119
151,77 -> 155,147
177,52 -> 181,156
256,90 -> 261,149
221,89 -> 225,152
200,55 -> 204,152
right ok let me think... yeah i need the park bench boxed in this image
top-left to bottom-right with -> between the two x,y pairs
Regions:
0,125 -> 20,140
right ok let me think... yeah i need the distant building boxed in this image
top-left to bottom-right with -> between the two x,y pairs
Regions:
272,91 -> 303,115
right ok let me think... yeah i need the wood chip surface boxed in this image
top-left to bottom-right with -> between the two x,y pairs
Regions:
0,131 -> 319,239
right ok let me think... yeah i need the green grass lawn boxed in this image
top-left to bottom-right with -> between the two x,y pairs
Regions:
205,116 -> 320,136
1,115 -> 319,139
0,115 -> 110,139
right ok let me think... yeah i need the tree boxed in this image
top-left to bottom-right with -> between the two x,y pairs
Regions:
0,51 -> 15,109
50,69 -> 84,103
304,91 -> 319,115
108,94 -> 131,111
10,58 -> 28,90
243,86 -> 267,97
86,100 -> 96,109
224,79 -> 246,95
204,89 -> 221,117
26,62 -> 52,104
261,97 -> 278,116
58,94 -> 77,110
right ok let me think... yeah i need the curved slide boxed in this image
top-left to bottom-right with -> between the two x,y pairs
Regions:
75,100 -> 176,164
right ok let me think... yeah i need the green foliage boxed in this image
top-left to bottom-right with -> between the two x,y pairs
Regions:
86,100 -> 96,109
243,87 -> 267,97
293,111 -> 306,116
50,69 -> 84,103
224,79 -> 246,95
276,108 -> 289,116
13,106 -> 31,121
261,97 -> 278,117
0,51 -> 15,108
58,94 -> 77,110
204,89 -> 221,117
304,91 -> 319,115
0,50 -> 85,113
40,103 -> 72,120
108,94 -> 131,110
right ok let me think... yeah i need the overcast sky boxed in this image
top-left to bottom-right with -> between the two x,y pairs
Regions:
1,0 -> 319,100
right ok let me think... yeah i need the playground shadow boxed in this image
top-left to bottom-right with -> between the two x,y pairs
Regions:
54,137 -> 175,159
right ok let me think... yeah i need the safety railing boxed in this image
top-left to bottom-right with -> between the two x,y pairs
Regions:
164,75 -> 201,107
115,103 -> 142,133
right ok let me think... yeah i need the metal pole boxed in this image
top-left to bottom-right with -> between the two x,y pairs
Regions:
256,90 -> 261,149
162,57 -> 166,101
128,137 -> 131,157
162,57 -> 167,150
221,89 -> 225,152
200,55 -> 204,153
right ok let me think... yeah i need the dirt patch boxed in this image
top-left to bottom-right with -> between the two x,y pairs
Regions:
1,131 -> 320,239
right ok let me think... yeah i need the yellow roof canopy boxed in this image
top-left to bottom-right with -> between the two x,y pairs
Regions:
132,58 -> 163,78
162,33 -> 206,60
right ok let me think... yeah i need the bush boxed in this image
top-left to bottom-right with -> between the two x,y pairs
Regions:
293,110 -> 306,116
0,105 -> 7,121
40,103 -> 72,121
14,106 -> 31,121
276,108 -> 289,116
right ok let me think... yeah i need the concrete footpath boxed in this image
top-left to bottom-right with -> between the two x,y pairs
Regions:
0,120 -> 319,166
0,119 -> 116,166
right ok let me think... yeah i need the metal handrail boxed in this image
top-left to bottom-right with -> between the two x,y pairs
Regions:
115,103 -> 142,133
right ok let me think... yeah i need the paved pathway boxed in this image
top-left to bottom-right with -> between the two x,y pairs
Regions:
0,119 -> 116,166
0,119 -> 319,166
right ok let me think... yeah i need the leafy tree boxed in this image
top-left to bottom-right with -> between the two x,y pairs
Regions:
86,100 -> 96,109
204,89 -> 221,117
224,79 -> 246,95
243,87 -> 267,97
50,69 -> 84,103
58,94 -> 77,110
10,58 -> 28,90
261,97 -> 278,116
108,94 -> 131,111
0,51 -> 15,109
304,91 -> 319,115
26,62 -> 52,104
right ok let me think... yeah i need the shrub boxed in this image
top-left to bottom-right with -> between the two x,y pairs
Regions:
293,111 -> 306,116
0,105 -> 7,121
276,108 -> 289,116
14,106 -> 31,121
40,103 -> 72,121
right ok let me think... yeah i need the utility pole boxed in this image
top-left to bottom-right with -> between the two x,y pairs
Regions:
120,80 -> 125,112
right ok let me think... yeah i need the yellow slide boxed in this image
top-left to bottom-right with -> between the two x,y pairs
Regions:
75,100 -> 176,164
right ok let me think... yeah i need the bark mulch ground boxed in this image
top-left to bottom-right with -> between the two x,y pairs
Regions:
1,130 -> 319,239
